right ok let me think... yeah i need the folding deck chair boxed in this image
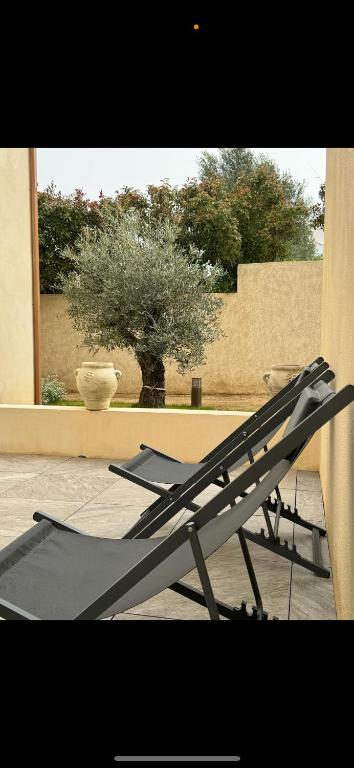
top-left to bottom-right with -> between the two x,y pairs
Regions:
109,358 -> 334,578
0,379 -> 352,620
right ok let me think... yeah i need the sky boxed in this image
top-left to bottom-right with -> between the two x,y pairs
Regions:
36,148 -> 326,204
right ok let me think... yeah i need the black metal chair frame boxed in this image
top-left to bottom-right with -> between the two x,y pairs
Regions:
110,360 -> 334,578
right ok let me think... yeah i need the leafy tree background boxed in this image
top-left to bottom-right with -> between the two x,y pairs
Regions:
38,148 -> 320,294
38,184 -> 102,293
311,183 -> 325,230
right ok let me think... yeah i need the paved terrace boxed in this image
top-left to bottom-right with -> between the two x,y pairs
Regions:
0,454 -> 336,620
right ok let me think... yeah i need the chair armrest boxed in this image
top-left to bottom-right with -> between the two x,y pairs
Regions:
108,464 -> 172,498
140,444 -> 181,463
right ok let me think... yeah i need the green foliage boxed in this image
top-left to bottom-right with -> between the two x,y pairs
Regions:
199,147 -> 255,189
311,183 -> 325,230
38,184 -> 102,293
177,177 -> 241,290
42,375 -> 66,404
197,150 -> 317,281
63,210 -> 225,406
229,160 -> 316,265
283,224 -> 318,261
38,149 -> 318,297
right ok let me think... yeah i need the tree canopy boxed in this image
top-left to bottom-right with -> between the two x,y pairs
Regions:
311,182 -> 325,230
38,184 -> 102,293
39,148 -> 318,294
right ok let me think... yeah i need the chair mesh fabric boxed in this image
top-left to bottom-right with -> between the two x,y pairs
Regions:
0,523 -> 163,620
121,450 -> 205,483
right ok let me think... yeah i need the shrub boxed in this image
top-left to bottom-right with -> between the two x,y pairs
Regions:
42,375 -> 66,405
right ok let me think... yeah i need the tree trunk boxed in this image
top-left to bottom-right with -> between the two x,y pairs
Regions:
137,352 -> 166,407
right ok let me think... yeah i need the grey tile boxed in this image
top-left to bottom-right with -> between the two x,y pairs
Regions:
0,472 -> 117,503
295,490 -> 325,525
0,472 -> 37,494
122,588 -> 209,620
0,454 -> 72,474
290,524 -> 336,620
0,498 -> 83,537
278,468 -> 297,491
49,457 -> 115,478
66,503 -> 186,539
0,534 -> 17,549
113,613 -> 169,620
92,477 -> 158,508
296,471 -> 322,493
65,504 -> 143,538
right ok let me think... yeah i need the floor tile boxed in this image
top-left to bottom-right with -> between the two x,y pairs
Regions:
0,473 -> 117,503
296,470 -> 322,493
0,472 -> 37,494
66,503 -> 187,539
294,490 -> 325,525
0,534 -> 17,549
0,498 -> 83,537
278,468 -> 297,491
91,477 -> 159,508
0,454 -> 72,474
289,520 -> 336,620
113,613 -> 170,620
48,456 -> 116,477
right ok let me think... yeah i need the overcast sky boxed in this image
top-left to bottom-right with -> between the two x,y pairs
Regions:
36,148 -> 326,204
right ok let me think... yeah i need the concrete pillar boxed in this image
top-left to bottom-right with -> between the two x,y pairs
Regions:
320,148 -> 354,619
0,148 -> 39,404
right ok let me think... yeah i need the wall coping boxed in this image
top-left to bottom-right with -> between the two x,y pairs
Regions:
0,404 -> 252,418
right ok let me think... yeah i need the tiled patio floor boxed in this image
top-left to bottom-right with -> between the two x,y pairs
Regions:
0,454 -> 336,620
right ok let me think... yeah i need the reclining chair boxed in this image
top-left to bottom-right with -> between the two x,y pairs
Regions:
0,378 -> 352,620
109,358 -> 333,577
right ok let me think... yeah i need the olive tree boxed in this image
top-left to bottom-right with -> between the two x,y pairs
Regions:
63,211 -> 225,407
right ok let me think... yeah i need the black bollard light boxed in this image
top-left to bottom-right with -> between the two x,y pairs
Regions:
191,377 -> 202,408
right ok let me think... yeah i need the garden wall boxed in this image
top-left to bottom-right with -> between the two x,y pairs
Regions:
0,149 -> 35,404
41,260 -> 323,396
320,148 -> 354,619
0,404 -> 319,471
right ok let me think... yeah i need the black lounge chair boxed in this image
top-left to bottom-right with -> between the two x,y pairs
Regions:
0,379 -> 352,620
109,358 -> 334,577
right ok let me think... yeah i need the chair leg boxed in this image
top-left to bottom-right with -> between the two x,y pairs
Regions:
222,472 -> 265,616
186,523 -> 220,620
237,528 -> 264,619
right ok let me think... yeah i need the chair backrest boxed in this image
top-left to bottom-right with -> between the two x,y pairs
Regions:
133,370 -> 334,540
201,357 -> 327,462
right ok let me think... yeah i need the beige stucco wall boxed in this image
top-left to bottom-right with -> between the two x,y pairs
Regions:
0,148 -> 34,404
41,260 -> 323,396
320,149 -> 354,619
0,403 -> 319,470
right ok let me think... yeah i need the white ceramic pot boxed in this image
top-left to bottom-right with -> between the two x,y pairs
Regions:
263,364 -> 302,395
75,362 -> 122,410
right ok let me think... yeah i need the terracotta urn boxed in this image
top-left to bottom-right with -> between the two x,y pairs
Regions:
74,362 -> 122,410
263,364 -> 302,395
